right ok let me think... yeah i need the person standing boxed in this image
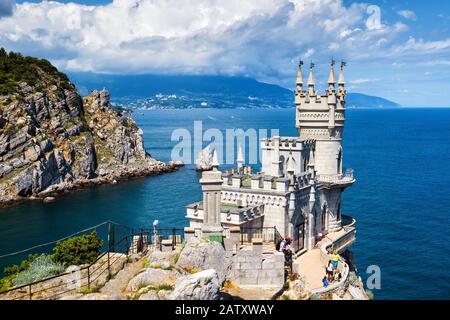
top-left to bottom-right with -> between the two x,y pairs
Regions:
331,250 -> 340,269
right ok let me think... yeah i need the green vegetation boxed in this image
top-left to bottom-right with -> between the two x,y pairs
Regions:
3,254 -> 40,277
0,48 -> 73,95
0,231 -> 104,292
12,254 -> 64,287
52,231 -> 103,266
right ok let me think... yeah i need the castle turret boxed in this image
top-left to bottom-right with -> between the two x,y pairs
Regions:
327,60 -> 337,135
200,147 -> 223,238
295,59 -> 354,233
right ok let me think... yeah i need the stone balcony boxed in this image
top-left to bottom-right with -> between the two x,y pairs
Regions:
316,169 -> 355,188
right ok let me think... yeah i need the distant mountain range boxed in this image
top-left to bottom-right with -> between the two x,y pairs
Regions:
68,73 -> 399,109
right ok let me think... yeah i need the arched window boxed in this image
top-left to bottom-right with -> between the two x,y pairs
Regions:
322,204 -> 327,230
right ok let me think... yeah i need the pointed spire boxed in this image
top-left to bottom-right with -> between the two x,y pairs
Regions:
338,60 -> 346,86
308,62 -> 315,96
236,143 -> 244,169
307,62 -> 314,86
296,59 -> 303,89
328,59 -> 336,86
212,147 -> 219,170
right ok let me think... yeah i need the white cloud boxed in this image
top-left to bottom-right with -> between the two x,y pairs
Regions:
0,0 -> 448,94
397,10 -> 417,21
350,78 -> 379,84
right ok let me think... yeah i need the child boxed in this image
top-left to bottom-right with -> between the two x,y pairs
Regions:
322,276 -> 329,287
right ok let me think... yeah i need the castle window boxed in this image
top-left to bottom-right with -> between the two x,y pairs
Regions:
337,149 -> 342,175
322,205 -> 327,231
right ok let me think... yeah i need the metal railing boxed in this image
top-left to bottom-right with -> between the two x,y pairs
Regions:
0,234 -> 130,300
0,222 -> 185,300
239,226 -> 283,245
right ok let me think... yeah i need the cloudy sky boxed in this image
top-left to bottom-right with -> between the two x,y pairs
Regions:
1,0 -> 450,106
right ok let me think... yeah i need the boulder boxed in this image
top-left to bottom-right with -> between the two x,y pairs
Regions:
169,269 -> 220,300
139,290 -> 159,300
127,268 -> 177,292
176,237 -> 231,284
348,285 -> 369,300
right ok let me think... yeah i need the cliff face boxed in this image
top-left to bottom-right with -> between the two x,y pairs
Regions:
0,52 -> 177,206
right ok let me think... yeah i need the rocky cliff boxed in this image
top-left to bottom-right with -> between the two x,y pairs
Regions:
0,51 -> 180,206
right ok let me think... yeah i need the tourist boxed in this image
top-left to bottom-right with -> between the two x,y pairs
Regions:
334,270 -> 342,282
326,260 -> 334,281
331,250 -> 340,269
322,276 -> 329,287
281,237 -> 293,265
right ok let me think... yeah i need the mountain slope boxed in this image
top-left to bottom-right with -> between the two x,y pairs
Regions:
69,72 -> 399,109
346,93 -> 399,109
0,50 -> 178,206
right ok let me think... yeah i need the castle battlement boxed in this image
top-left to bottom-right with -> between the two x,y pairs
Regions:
295,60 -> 347,141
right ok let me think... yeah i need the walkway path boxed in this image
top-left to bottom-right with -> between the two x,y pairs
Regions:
295,229 -> 347,291
98,258 -> 145,299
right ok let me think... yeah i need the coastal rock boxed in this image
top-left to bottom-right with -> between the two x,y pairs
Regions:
169,269 -> 220,300
176,237 -> 231,284
127,268 -> 177,292
139,290 -> 159,300
0,54 -> 178,207
347,285 -> 369,300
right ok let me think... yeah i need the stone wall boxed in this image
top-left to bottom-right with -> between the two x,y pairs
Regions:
230,246 -> 285,287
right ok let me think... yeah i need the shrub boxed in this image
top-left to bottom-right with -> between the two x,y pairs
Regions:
52,231 -> 103,266
3,254 -> 39,277
12,254 -> 64,287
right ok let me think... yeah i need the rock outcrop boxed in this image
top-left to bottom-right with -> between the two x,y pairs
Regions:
175,237 -> 232,284
0,53 -> 181,207
169,269 -> 221,300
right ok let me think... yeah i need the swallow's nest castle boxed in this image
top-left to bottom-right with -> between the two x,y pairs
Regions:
185,61 -> 355,254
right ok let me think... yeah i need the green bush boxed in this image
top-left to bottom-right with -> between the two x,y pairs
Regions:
12,254 -> 64,287
52,231 -> 103,266
3,254 -> 40,277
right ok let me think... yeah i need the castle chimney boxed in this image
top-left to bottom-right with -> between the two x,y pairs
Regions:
307,62 -> 315,96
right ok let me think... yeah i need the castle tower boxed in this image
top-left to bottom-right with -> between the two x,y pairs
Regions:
295,60 -> 353,233
200,148 -> 224,238
296,60 -> 346,175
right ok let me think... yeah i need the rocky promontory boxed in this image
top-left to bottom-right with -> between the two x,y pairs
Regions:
0,50 -> 181,207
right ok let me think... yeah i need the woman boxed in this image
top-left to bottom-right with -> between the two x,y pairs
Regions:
331,250 -> 340,269
326,260 -> 334,281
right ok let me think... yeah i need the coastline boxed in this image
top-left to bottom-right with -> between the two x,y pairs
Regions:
0,160 -> 183,209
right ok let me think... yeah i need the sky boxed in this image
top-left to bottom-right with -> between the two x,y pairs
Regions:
1,0 -> 450,106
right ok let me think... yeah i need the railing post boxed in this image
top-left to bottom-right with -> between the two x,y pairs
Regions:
107,250 -> 110,274
87,266 -> 91,289
172,228 -> 176,247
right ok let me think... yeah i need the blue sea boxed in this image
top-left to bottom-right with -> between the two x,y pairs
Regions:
0,108 -> 449,300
